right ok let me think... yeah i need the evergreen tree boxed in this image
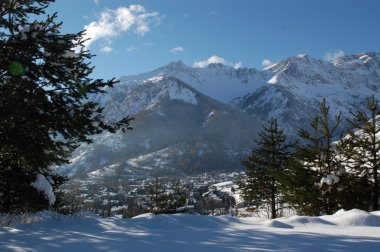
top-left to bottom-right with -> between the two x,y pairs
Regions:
239,118 -> 292,219
146,178 -> 188,214
146,177 -> 167,214
280,155 -> 322,216
0,0 -> 132,213
339,95 -> 380,210
282,98 -> 343,215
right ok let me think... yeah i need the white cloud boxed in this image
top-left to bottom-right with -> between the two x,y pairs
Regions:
170,46 -> 184,53
234,61 -> 243,69
143,42 -> 154,47
324,50 -> 345,62
262,59 -> 274,67
83,5 -> 160,49
94,0 -> 99,5
100,46 -> 112,53
193,55 -> 227,68
193,55 -> 242,68
127,46 -> 137,52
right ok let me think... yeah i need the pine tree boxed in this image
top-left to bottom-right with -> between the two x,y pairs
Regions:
146,177 -> 167,214
0,0 -> 132,213
279,156 -> 322,216
282,98 -> 343,215
238,118 -> 292,219
339,95 -> 380,210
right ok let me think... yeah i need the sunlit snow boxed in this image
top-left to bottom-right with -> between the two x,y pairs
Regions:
1,210 -> 380,251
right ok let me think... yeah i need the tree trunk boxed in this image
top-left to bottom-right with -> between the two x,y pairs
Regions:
373,166 -> 379,210
371,107 -> 379,211
271,184 -> 276,219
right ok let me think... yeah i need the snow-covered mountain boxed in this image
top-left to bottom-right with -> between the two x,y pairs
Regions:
236,53 -> 380,132
60,52 -> 380,179
59,76 -> 261,178
119,61 -> 268,104
121,52 -> 380,135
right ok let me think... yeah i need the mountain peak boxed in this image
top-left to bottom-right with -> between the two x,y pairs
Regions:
291,54 -> 318,63
207,62 -> 230,69
159,61 -> 190,72
164,60 -> 188,68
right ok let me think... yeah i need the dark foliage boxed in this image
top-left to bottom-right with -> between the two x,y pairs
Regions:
281,99 -> 343,215
338,94 -> 380,210
0,0 -> 132,213
238,118 -> 292,219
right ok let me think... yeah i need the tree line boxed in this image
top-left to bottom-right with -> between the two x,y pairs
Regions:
239,96 -> 380,218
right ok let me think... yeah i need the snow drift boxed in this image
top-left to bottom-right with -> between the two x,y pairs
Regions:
1,210 -> 380,252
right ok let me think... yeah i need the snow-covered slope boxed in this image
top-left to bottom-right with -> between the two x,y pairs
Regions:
2,210 -> 380,252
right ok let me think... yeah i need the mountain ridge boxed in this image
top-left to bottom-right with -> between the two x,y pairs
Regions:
59,52 -> 380,179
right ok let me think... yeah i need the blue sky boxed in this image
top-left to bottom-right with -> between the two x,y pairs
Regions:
48,0 -> 380,79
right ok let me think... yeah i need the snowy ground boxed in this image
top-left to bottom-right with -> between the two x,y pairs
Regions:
1,209 -> 380,252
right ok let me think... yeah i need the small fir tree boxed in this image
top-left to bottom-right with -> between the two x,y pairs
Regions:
146,178 -> 188,214
283,98 -> 343,215
239,118 -> 292,219
338,95 -> 380,210
279,155 -> 322,216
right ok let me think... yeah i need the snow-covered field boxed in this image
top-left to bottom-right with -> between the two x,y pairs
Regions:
1,209 -> 380,252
